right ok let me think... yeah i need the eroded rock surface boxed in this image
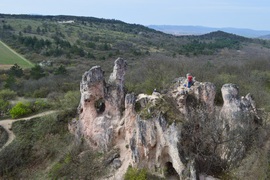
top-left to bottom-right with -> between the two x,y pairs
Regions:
74,58 -> 261,179
76,58 -> 127,151
219,84 -> 261,163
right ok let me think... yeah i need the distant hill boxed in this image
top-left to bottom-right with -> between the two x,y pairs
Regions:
148,25 -> 270,38
0,13 -> 167,65
0,13 -> 269,67
259,34 -> 270,39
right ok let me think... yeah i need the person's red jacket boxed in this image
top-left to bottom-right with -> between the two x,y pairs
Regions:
188,75 -> 193,82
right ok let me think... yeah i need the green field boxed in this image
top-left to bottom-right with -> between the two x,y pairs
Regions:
0,40 -> 33,69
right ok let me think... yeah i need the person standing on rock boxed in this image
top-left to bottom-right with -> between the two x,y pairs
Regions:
186,73 -> 193,88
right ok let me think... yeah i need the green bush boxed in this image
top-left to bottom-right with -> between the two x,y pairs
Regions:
0,99 -> 10,115
9,64 -> 24,78
124,166 -> 147,180
54,65 -> 67,75
50,162 -> 63,178
32,99 -> 50,112
33,87 -> 50,98
0,89 -> 17,101
60,91 -> 80,110
9,102 -> 32,118
30,65 -> 46,80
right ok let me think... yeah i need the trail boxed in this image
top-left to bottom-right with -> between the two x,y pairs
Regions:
0,110 -> 57,151
0,40 -> 33,67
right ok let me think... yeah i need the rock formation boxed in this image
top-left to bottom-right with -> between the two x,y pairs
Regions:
76,58 -> 127,151
73,58 -> 261,179
219,84 -> 261,163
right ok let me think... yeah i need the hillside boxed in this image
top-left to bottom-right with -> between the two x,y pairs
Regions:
0,14 -> 269,65
148,25 -> 270,38
0,14 -> 168,65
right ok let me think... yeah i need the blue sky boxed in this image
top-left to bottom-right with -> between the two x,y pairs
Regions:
1,0 -> 269,30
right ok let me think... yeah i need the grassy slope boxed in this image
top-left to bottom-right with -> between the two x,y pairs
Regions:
0,40 -> 33,69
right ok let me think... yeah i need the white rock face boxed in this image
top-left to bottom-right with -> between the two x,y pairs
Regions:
76,58 -> 127,151
219,84 -> 261,162
74,59 -> 261,179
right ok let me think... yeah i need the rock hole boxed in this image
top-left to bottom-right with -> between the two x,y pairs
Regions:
164,162 -> 179,180
95,98 -> 105,114
134,101 -> 142,112
186,95 -> 197,106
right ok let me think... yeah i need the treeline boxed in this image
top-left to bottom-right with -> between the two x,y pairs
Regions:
0,64 -> 69,96
17,35 -> 51,52
4,29 -> 89,57
178,38 -> 241,56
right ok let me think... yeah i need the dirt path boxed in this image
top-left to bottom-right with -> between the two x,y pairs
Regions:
0,110 -> 57,151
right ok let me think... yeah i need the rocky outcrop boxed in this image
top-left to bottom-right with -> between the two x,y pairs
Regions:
76,58 -> 127,151
220,84 -> 259,125
124,93 -> 185,178
74,58 -> 261,179
170,78 -> 216,118
219,84 -> 261,163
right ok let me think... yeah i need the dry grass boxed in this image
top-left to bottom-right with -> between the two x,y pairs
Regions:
0,64 -> 13,70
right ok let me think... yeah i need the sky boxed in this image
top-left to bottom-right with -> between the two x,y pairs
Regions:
1,0 -> 270,30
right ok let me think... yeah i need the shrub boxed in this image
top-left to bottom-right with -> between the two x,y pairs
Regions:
60,91 -> 80,110
47,92 -> 63,108
30,65 -> 46,80
33,87 -> 50,98
54,65 -> 67,75
9,64 -> 24,78
0,99 -> 10,116
0,126 -> 8,148
0,89 -> 17,101
9,102 -> 32,118
124,166 -> 147,180
32,100 -> 50,112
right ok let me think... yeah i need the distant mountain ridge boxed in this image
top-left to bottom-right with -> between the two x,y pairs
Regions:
148,25 -> 270,38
